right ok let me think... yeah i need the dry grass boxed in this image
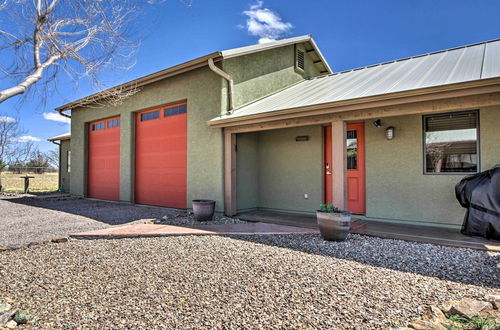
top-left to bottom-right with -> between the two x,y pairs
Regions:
0,171 -> 58,192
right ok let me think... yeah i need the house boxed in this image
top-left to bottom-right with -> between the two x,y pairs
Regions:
48,35 -> 500,229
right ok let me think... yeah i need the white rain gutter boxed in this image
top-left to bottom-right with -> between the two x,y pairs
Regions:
208,57 -> 234,114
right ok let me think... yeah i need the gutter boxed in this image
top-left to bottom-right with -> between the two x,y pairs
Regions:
57,108 -> 71,119
208,57 -> 234,114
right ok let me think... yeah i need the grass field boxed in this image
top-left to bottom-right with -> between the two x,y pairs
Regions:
0,172 -> 59,193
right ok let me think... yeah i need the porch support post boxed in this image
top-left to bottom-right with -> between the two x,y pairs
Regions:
331,120 -> 347,210
224,130 -> 237,216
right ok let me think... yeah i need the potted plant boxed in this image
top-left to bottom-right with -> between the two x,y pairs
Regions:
192,199 -> 216,221
316,203 -> 351,241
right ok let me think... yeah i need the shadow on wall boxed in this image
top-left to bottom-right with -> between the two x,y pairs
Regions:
221,233 -> 500,290
1,194 -> 175,225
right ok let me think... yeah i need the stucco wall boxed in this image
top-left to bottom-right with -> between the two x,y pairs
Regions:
222,44 -> 313,108
236,133 -> 259,212
59,139 -> 71,193
236,126 -> 323,214
70,66 -> 226,211
365,106 -> 500,228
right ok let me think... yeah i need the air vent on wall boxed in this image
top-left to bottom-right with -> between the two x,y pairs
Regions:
297,49 -> 305,71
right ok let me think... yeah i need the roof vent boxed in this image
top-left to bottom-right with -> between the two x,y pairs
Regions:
296,49 -> 305,71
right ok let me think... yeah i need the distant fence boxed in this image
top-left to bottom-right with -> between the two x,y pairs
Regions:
5,167 -> 58,174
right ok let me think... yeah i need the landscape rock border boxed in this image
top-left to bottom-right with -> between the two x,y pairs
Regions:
0,300 -> 34,329
407,295 -> 500,329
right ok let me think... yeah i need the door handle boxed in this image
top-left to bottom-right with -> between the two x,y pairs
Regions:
326,171 -> 332,175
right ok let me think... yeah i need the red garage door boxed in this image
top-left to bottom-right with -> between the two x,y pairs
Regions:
135,102 -> 187,208
87,116 -> 120,201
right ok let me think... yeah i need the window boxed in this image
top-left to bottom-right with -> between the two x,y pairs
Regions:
164,103 -> 187,117
346,130 -> 357,169
67,150 -> 71,173
92,122 -> 105,131
140,111 -> 159,121
108,119 -> 120,128
424,110 -> 479,174
296,49 -> 305,71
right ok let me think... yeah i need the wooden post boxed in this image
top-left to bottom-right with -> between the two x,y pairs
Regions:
331,121 -> 347,210
224,130 -> 237,216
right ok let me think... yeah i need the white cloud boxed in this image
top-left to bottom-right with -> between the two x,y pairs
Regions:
43,112 -> 71,124
0,116 -> 15,123
243,1 -> 293,44
17,135 -> 41,142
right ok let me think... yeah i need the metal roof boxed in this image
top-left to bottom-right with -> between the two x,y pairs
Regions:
211,38 -> 500,123
56,35 -> 330,112
47,133 -> 71,141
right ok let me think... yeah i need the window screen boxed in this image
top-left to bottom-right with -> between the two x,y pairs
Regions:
424,110 -> 478,173
164,103 -> 187,117
140,111 -> 159,121
108,119 -> 120,128
92,122 -> 105,131
347,130 -> 357,170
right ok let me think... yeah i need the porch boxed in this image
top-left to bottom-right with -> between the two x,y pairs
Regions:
238,210 -> 500,252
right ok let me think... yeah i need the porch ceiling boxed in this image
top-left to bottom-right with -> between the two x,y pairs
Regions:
210,39 -> 500,128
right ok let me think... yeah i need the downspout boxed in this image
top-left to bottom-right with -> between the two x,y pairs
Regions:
208,58 -> 234,114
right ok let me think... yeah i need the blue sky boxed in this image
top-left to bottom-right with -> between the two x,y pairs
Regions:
0,0 -> 499,153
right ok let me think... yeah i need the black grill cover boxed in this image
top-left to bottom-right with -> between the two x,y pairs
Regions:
455,166 -> 500,240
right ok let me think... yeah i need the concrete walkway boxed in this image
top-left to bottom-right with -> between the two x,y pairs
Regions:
71,222 -> 318,239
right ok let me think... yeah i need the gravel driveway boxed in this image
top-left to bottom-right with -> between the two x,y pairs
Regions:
0,194 -> 175,248
0,234 -> 498,328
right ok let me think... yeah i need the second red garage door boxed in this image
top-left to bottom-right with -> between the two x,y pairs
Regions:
87,116 -> 121,201
135,103 -> 187,208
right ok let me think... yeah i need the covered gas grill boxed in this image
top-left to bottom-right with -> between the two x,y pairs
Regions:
455,166 -> 500,240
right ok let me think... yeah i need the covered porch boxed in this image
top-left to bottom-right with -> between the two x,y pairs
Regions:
213,78 -> 500,243
237,210 -> 500,252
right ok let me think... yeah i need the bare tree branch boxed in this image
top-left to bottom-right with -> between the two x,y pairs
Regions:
0,0 -> 164,105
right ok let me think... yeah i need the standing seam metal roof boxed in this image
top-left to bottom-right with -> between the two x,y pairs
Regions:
211,39 -> 500,122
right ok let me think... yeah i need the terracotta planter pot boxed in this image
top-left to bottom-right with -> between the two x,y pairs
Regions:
316,211 -> 351,241
192,200 -> 216,221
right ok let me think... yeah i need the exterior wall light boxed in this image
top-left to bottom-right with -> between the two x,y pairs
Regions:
373,119 -> 382,127
385,126 -> 395,140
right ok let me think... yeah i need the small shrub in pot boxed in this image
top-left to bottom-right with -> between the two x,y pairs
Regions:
316,203 -> 351,241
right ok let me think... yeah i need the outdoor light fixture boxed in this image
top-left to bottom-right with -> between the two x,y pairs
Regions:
373,119 -> 382,127
295,136 -> 309,142
385,126 -> 395,140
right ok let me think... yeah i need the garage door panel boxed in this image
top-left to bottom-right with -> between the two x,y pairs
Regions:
135,103 -> 187,208
87,117 -> 120,201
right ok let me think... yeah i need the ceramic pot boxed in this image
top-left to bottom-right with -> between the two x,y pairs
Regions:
316,211 -> 351,241
192,200 -> 216,221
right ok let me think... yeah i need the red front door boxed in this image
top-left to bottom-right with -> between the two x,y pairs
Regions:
135,103 -> 187,208
324,122 -> 366,214
87,116 -> 120,201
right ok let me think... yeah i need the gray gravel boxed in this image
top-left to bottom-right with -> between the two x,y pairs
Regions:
0,234 -> 498,328
0,194 -> 177,248
154,213 -> 247,226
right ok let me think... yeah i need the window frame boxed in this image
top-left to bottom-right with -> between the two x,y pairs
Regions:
422,109 -> 480,175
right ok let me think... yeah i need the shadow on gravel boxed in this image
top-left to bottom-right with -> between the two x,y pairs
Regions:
1,194 -> 176,225
224,233 -> 500,289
